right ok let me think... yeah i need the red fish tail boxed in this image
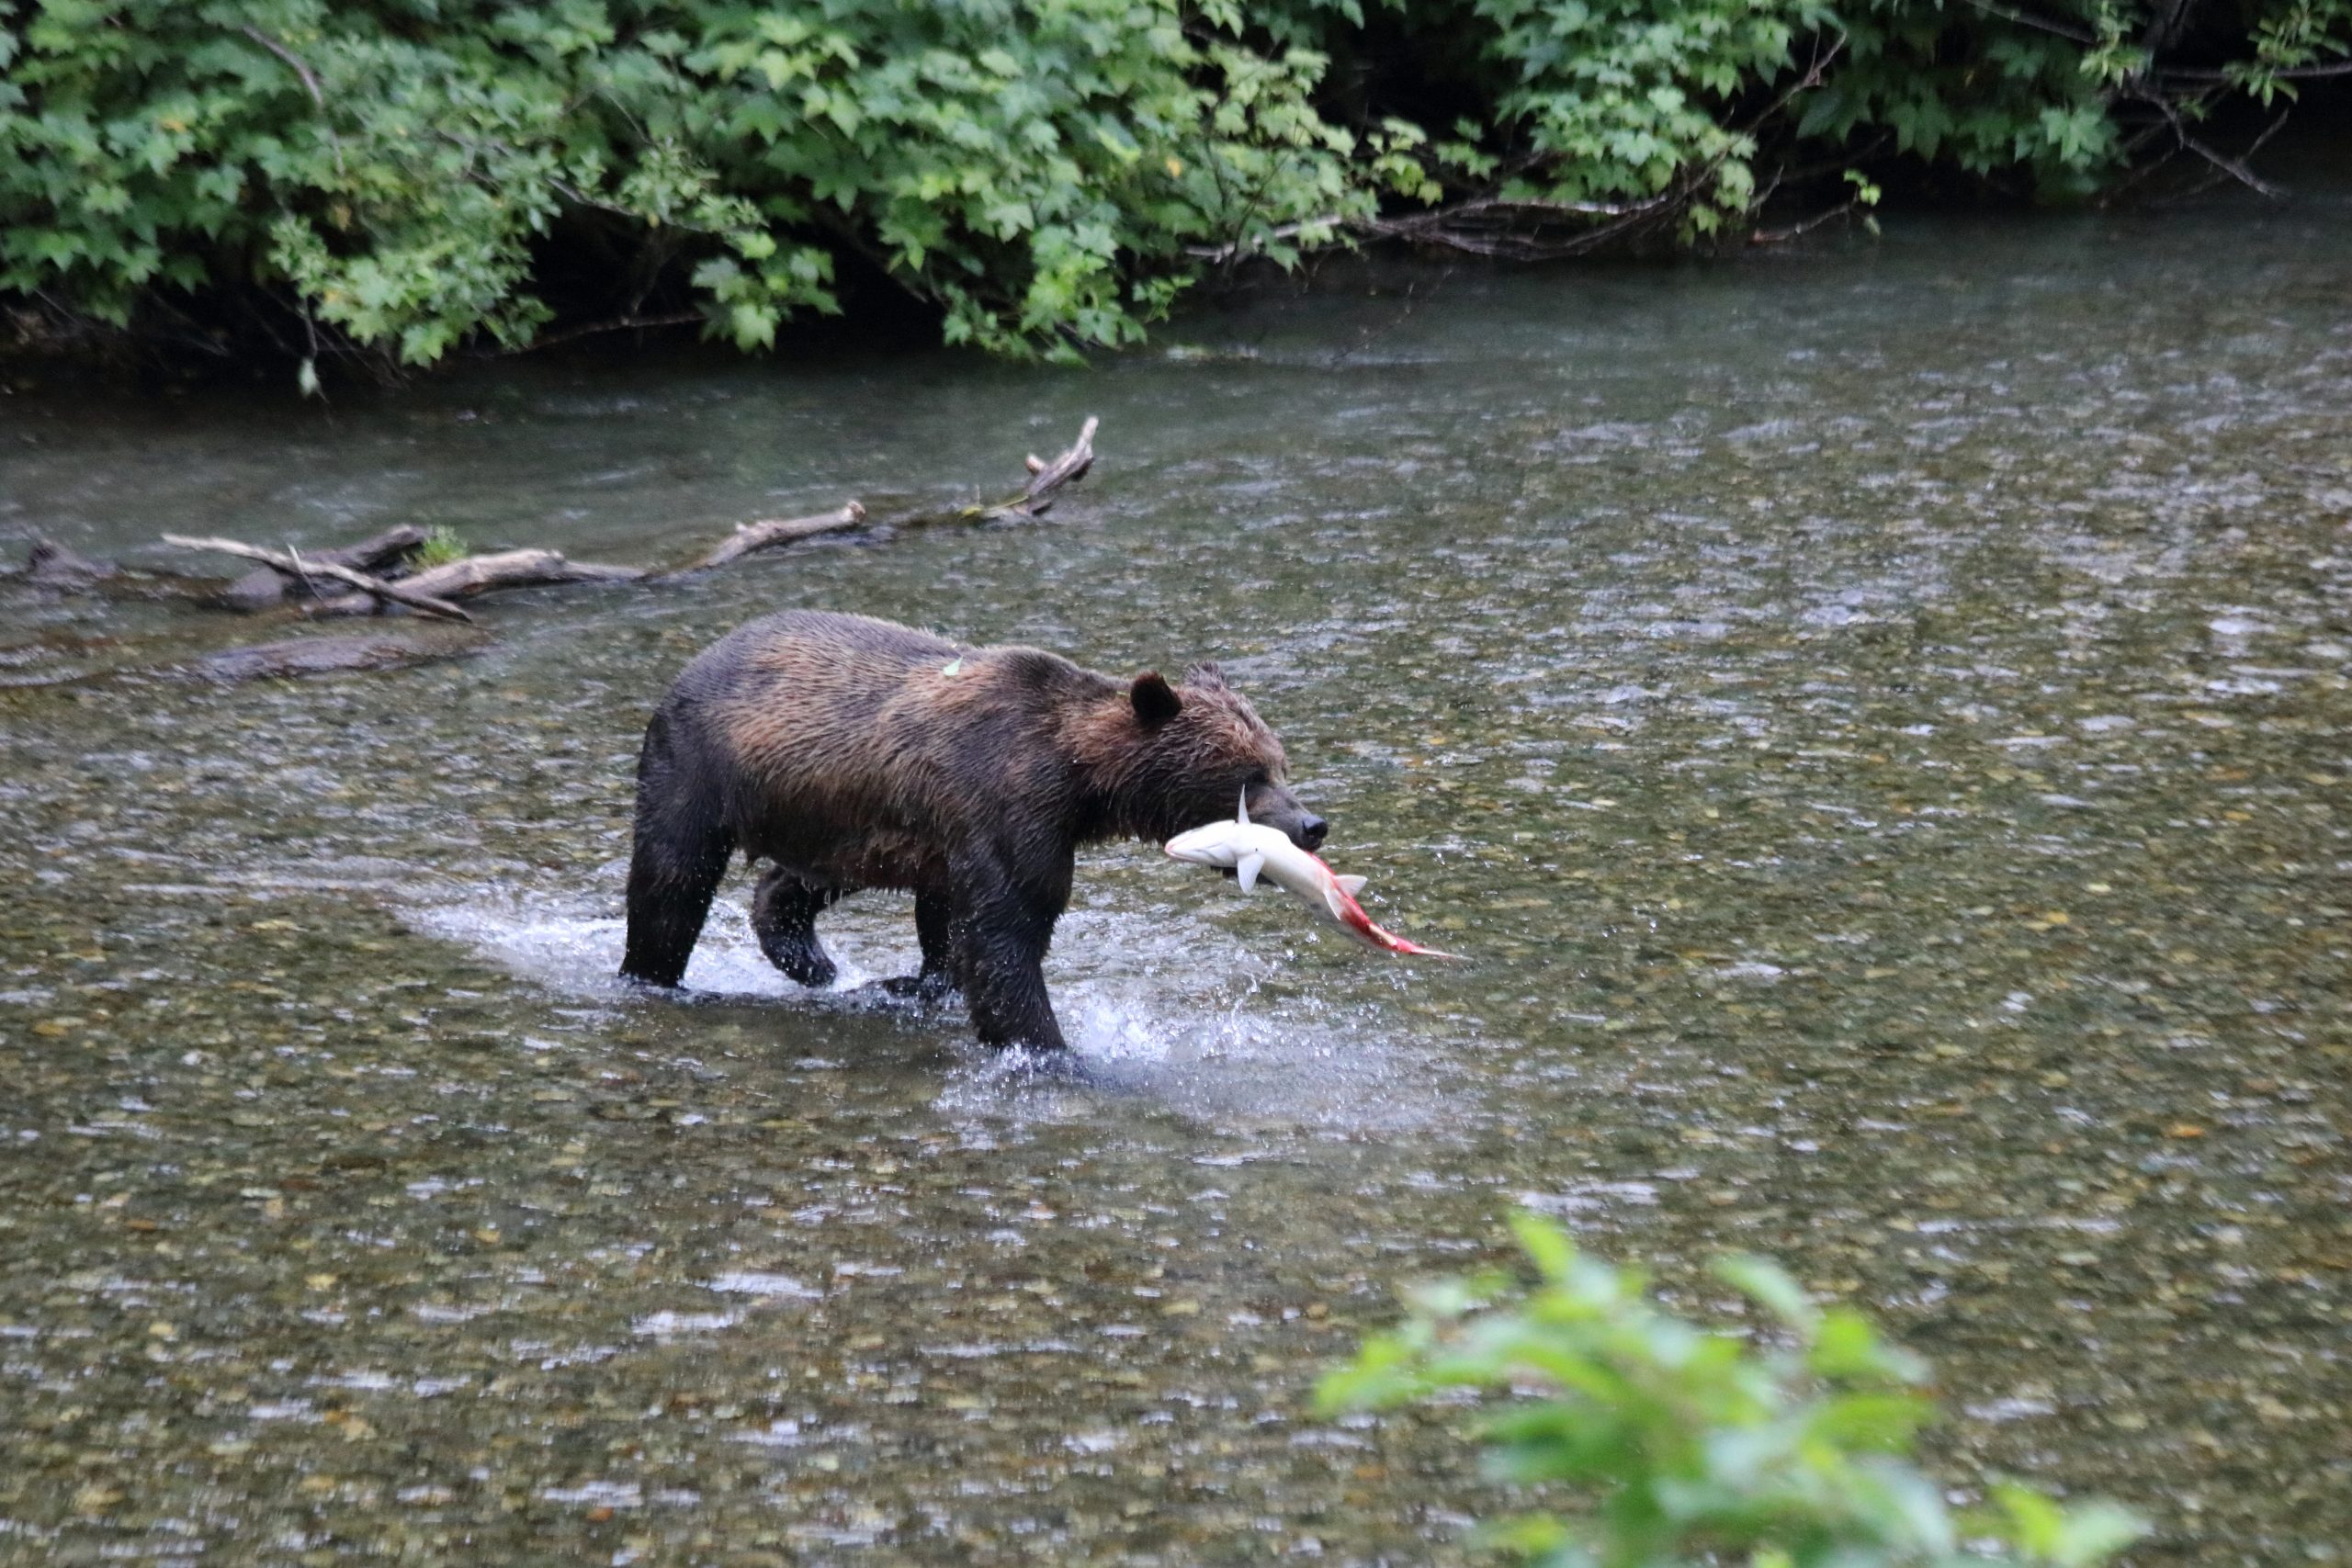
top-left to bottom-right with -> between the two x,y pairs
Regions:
1332,886 -> 1465,960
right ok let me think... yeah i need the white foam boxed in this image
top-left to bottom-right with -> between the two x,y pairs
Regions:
403,877 -> 1462,1136
405,886 -> 906,998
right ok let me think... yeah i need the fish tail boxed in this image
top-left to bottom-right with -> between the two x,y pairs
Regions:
1329,885 -> 1466,960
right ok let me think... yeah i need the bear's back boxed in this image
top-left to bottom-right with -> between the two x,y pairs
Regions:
684,610 -> 957,698
662,607 -> 1104,819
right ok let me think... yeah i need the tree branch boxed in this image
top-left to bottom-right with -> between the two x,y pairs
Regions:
673,503 -> 868,572
239,25 -> 345,175
162,535 -> 475,623
306,548 -> 644,616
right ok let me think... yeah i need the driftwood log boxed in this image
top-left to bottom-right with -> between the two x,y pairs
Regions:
677,502 -> 867,573
145,415 -> 1100,615
221,524 -> 426,611
668,417 -> 1094,572
973,415 -> 1097,521
160,534 -> 476,623
308,547 -> 643,617
8,416 -> 1102,677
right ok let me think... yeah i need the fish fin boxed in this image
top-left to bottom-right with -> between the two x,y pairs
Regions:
1237,786 -> 1250,826
1236,852 -> 1263,893
1336,874 -> 1367,894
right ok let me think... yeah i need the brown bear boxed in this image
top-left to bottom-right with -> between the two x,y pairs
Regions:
619,610 -> 1326,1049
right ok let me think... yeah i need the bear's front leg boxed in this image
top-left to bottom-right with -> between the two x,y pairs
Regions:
949,857 -> 1069,1050
879,887 -> 962,1000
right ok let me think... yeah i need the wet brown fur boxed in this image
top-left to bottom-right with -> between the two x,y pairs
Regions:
620,610 -> 1321,1049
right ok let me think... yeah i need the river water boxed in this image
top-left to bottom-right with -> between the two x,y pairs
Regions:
3,201 -> 2347,1565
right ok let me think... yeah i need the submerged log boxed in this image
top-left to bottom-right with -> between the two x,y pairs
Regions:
161,533 -> 476,623
678,502 -> 867,573
10,537 -> 221,603
220,524 -> 427,611
306,547 -> 644,616
25,537 -> 119,591
164,631 -> 488,682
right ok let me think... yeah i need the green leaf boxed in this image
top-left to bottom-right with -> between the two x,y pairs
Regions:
1713,1254 -> 1817,1332
1509,1211 -> 1577,1282
1320,1211 -> 2140,1568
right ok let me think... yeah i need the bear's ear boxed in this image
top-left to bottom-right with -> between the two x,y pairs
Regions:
1130,671 -> 1184,728
1184,660 -> 1229,691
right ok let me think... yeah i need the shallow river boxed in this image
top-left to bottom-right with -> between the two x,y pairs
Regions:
3,200 -> 2348,1565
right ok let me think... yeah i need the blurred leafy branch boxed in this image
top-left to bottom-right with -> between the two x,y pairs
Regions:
1318,1212 -> 2147,1568
1,0 -> 2343,374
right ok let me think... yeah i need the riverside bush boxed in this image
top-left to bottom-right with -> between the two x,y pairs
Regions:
1319,1213 -> 2146,1568
2,0 -> 2345,370
0,0 -> 1368,366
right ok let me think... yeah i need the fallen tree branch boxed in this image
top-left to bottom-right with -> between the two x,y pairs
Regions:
307,547 -> 643,616
2135,90 -> 2288,197
965,416 -> 1097,521
495,310 -> 707,357
667,415 -> 1097,570
676,502 -> 868,572
1747,197 -> 1864,246
221,523 -> 425,610
1363,195 -> 1684,261
129,416 -> 1103,676
161,534 -> 476,623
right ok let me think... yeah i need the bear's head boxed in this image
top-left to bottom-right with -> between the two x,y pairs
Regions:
1084,661 -> 1326,851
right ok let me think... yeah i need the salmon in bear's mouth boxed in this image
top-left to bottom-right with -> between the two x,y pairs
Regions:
1165,791 -> 1464,960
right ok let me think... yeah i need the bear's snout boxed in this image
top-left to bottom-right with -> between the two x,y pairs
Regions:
1247,786 -> 1327,853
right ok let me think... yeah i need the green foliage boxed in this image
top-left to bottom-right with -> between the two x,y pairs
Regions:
0,0 -> 817,363
1795,0 -> 2128,196
0,0 -> 1366,367
2,0 -> 2346,370
652,0 -> 1367,356
1475,0 -> 1833,232
1319,1213 -> 2147,1568
411,525 -> 468,570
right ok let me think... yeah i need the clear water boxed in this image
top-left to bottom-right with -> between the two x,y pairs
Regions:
3,199 -> 2348,1564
